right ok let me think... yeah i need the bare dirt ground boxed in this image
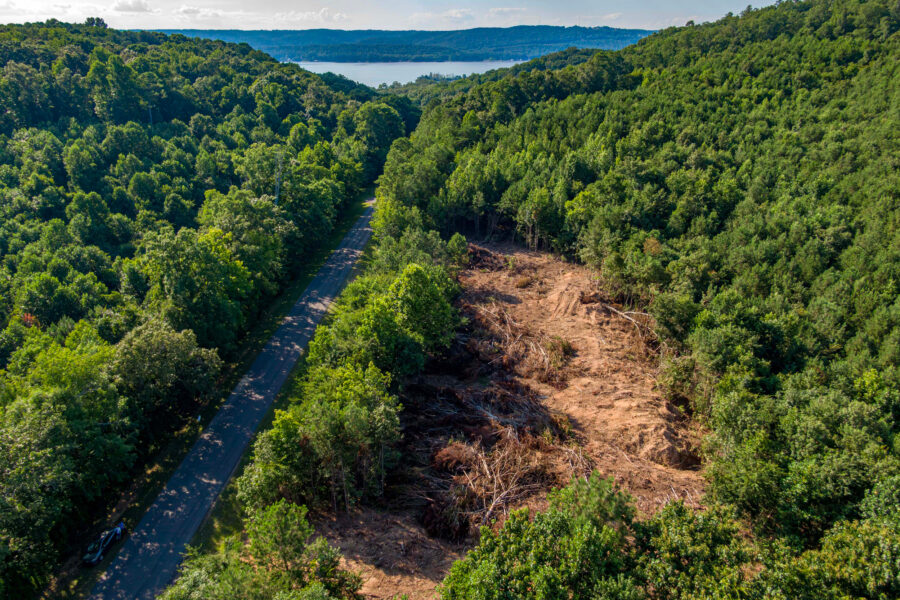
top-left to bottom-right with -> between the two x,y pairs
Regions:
319,243 -> 705,600
316,508 -> 467,600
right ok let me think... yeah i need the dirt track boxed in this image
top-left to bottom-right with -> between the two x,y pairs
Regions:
89,201 -> 375,600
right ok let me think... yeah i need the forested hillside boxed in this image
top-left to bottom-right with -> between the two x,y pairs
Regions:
0,19 -> 413,598
379,47 -> 602,105
162,188 -> 467,600
6,1 -> 900,599
369,0 -> 900,596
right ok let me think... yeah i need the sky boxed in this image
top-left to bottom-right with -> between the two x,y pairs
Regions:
0,0 -> 778,31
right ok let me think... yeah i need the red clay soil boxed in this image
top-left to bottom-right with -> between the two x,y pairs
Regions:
316,243 -> 706,600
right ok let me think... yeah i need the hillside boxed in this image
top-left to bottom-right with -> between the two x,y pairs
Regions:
373,0 -> 898,595
309,243 -> 705,599
379,0 -> 900,536
0,18 -> 413,599
160,2 -> 899,600
156,26 -> 653,62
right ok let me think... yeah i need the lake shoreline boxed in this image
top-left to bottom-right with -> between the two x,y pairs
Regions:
290,59 -> 524,87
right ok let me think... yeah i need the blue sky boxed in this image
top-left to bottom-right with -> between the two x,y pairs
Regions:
1,0 -> 777,30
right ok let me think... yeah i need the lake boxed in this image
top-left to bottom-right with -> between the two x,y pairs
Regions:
292,60 -> 524,87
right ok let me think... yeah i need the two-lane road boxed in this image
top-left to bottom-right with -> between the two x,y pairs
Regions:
90,201 -> 375,600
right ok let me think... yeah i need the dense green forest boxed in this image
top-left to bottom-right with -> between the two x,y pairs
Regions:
158,26 -> 652,62
0,19 -> 415,598
163,190 -> 467,600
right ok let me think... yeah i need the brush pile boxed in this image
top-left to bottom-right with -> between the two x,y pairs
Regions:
402,376 -> 591,541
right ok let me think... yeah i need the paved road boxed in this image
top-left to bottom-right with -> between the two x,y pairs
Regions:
90,202 -> 375,600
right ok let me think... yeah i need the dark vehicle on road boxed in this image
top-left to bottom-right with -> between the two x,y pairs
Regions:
82,522 -> 126,566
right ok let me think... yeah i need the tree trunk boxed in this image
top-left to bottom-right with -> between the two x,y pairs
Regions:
341,462 -> 350,512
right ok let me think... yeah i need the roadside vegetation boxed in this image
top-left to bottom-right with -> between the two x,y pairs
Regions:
165,2 -> 900,596
163,180 -> 468,600
0,19 -> 414,598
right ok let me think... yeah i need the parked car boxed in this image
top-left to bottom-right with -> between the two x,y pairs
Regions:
82,522 -> 126,566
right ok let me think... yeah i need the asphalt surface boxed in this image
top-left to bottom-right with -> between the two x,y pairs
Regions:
89,201 -> 375,600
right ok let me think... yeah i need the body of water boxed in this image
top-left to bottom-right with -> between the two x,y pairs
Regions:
292,60 -> 524,87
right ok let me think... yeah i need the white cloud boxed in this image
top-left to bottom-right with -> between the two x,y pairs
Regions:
0,0 -> 23,14
275,7 -> 348,25
174,4 -> 225,18
169,5 -> 348,28
600,12 -> 623,21
489,7 -> 526,16
112,0 -> 154,13
409,7 -> 476,27
444,8 -> 474,19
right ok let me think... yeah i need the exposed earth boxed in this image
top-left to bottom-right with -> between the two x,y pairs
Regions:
318,243 -> 705,600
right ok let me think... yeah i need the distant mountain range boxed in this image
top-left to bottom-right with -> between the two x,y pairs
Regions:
156,26 -> 654,62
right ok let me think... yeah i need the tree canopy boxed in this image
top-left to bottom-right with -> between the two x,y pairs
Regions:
5,1 -> 900,597
377,0 -> 900,547
371,0 -> 900,597
0,20 -> 410,597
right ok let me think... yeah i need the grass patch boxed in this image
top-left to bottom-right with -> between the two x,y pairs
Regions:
545,335 -> 575,370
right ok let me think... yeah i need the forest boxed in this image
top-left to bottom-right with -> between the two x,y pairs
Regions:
158,26 -> 653,62
370,0 -> 899,596
0,18 -> 415,598
2,0 -> 900,598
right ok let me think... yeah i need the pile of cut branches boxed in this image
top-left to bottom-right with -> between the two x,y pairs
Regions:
464,300 -> 578,386
402,379 -> 591,540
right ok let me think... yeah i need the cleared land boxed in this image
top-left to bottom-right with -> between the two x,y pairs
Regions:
318,243 -> 704,599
